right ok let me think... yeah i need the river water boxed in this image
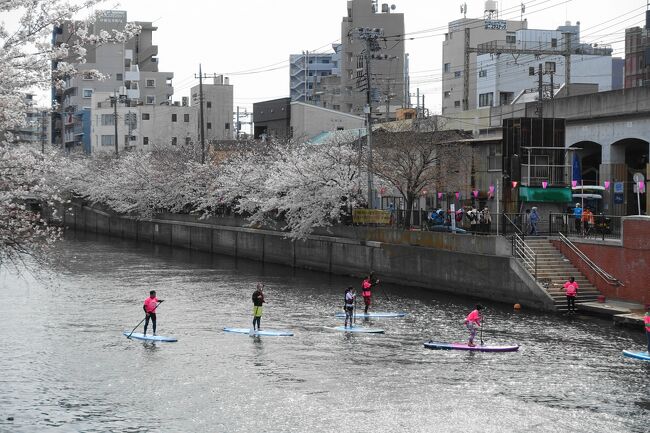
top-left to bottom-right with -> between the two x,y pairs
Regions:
0,231 -> 648,433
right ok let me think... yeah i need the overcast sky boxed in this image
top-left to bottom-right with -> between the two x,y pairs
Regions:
10,0 -> 650,113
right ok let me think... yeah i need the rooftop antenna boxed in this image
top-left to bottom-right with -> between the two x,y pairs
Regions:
521,2 -> 525,23
460,2 -> 467,18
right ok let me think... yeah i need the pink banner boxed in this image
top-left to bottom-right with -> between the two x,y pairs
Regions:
437,192 -> 443,199
571,180 -> 578,188
472,190 -> 479,198
511,181 -> 518,188
489,185 -> 495,194
640,181 -> 646,193
542,181 -> 548,189
455,192 -> 460,200
604,180 -> 610,190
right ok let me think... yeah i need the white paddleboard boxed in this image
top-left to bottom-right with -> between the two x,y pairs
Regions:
223,327 -> 294,337
330,326 -> 385,334
123,331 -> 177,342
334,312 -> 406,318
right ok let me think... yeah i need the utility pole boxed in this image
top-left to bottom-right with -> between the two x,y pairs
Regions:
538,63 -> 543,119
195,64 -> 206,164
40,111 -> 48,153
112,89 -> 119,156
351,27 -> 384,209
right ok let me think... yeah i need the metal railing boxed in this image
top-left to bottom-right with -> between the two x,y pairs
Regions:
548,213 -> 622,241
512,233 -> 538,280
558,232 -> 623,287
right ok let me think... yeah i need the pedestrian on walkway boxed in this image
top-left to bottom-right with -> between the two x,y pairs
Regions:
573,203 -> 583,235
530,207 -> 540,236
563,277 -> 579,314
582,207 -> 594,236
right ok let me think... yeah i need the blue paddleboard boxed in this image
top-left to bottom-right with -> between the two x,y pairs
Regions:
424,341 -> 519,352
123,331 -> 177,342
331,326 -> 384,334
622,350 -> 650,361
223,327 -> 294,337
334,312 -> 407,318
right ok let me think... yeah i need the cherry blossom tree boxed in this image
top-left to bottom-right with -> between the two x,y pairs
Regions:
1,0 -> 139,268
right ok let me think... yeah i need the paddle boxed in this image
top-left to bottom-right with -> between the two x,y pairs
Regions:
127,300 -> 164,339
353,293 -> 356,325
479,314 -> 485,346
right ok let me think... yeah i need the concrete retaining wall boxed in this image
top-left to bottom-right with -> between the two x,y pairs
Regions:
63,204 -> 556,311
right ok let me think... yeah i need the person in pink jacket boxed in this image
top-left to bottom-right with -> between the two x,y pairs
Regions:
563,277 -> 579,314
644,304 -> 650,354
464,304 -> 483,347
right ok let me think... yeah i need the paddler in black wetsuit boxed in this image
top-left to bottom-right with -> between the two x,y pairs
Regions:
252,283 -> 265,331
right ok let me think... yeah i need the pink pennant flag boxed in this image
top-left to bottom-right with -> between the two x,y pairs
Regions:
511,181 -> 518,188
571,180 -> 578,188
437,192 -> 443,199
604,180 -> 610,190
640,181 -> 646,193
489,185 -> 495,194
542,181 -> 548,189
455,192 -> 460,200
472,190 -> 479,198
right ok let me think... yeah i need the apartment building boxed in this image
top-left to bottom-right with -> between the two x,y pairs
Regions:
625,15 -> 650,88
290,46 -> 341,104
191,76 -> 234,142
52,11 -> 174,152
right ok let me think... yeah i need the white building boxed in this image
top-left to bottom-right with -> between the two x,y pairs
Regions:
475,27 -> 622,108
290,101 -> 365,140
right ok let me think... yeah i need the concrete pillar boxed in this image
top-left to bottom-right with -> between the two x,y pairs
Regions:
599,163 -> 627,216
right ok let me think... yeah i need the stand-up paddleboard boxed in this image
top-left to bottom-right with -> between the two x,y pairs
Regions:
622,350 -> 650,361
424,341 -> 519,352
123,331 -> 177,342
334,312 -> 407,318
330,326 -> 384,334
223,327 -> 294,337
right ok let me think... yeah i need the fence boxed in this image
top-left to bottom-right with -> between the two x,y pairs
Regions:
548,212 -> 622,241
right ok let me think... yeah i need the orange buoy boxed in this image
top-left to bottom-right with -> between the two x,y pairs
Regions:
514,303 -> 522,310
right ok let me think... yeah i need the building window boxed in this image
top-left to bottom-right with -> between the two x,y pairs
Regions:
185,137 -> 191,145
101,135 -> 114,146
146,79 -> 155,88
225,122 -> 230,130
333,104 -> 341,110
116,73 -> 123,81
506,32 -> 516,44
206,101 -> 212,108
101,114 -> 115,126
454,100 -> 461,108
183,113 -> 190,122
82,88 -> 93,98
143,137 -> 149,145
551,38 -> 557,48
207,122 -> 212,129
454,71 -> 462,78
529,67 -> 536,76
488,143 -> 502,171
145,95 -> 155,105
172,113 -> 177,122
444,91 -> 451,98
479,69 -> 487,78
479,92 -> 494,107
171,137 -> 177,146
444,63 -> 451,73
142,113 -> 150,120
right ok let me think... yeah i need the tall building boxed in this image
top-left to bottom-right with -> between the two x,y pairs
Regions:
475,24 -> 622,110
191,76 -> 234,142
289,46 -> 341,104
338,0 -> 405,119
624,14 -> 650,88
441,3 -> 526,115
52,11 -> 174,152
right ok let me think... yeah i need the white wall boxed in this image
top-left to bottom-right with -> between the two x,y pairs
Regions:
290,102 -> 364,140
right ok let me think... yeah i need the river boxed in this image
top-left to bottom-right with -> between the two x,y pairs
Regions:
0,231 -> 648,433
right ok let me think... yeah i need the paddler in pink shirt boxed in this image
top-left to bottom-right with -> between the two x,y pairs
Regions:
464,304 -> 483,347
563,277 -> 579,314
143,290 -> 163,336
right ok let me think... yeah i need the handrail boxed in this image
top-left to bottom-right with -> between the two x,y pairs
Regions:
512,233 -> 538,280
558,232 -> 623,287
503,213 -> 524,237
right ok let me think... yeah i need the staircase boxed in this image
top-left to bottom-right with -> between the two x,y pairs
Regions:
522,237 -> 603,312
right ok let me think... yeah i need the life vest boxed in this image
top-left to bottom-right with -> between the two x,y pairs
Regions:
362,279 -> 372,297
644,313 -> 650,332
344,292 -> 355,308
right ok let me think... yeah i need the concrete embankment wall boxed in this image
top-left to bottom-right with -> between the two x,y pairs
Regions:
64,205 -> 556,311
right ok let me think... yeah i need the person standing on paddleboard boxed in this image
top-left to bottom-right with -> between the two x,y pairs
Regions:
464,304 -> 482,347
563,277 -> 579,314
344,287 -> 356,328
252,283 -> 265,331
361,273 -> 379,315
143,290 -> 163,336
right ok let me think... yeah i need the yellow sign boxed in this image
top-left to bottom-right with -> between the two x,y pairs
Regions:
352,209 -> 391,225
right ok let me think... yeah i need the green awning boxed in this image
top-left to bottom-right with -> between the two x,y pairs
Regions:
519,187 -> 572,203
